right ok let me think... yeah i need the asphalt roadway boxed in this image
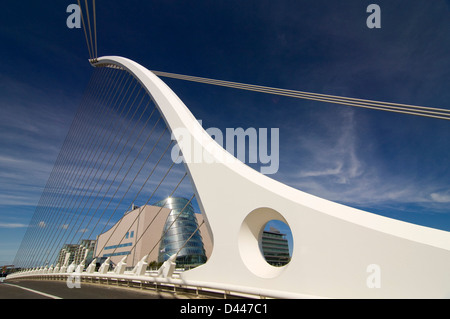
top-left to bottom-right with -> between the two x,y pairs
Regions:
0,278 -> 199,299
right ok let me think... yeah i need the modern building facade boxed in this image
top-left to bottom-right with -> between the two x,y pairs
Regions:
94,198 -> 212,268
56,239 -> 97,266
155,197 -> 208,266
95,204 -> 171,267
74,239 -> 96,265
261,226 -> 290,266
56,244 -> 79,266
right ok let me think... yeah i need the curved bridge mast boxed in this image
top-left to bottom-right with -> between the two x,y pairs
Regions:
89,56 -> 450,298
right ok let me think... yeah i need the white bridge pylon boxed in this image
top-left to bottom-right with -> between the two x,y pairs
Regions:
93,56 -> 449,298
11,56 -> 450,298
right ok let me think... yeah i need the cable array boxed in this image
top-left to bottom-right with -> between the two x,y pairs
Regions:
77,0 -> 98,61
12,67 -> 199,269
15,29 -> 448,270
152,70 -> 450,121
74,0 -> 448,120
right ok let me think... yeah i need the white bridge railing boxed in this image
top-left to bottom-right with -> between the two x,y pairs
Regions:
6,259 -> 318,299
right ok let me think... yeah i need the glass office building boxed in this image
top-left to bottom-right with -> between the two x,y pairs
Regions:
261,226 -> 291,266
154,197 -> 207,267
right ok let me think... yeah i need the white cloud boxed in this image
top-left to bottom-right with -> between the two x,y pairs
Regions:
280,108 -> 450,214
295,109 -> 364,185
430,191 -> 450,203
0,223 -> 28,228
298,162 -> 343,178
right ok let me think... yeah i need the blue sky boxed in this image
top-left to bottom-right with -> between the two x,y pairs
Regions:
0,1 -> 449,265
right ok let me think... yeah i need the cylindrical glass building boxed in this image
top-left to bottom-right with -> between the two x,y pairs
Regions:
154,197 -> 207,267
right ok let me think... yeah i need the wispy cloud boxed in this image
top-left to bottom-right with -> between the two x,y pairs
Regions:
293,109 -> 364,184
430,191 -> 450,204
0,79 -> 77,209
278,107 -> 450,216
0,223 -> 28,228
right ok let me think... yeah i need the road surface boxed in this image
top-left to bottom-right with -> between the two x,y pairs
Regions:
0,278 -> 198,299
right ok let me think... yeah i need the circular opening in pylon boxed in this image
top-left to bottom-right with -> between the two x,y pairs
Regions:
260,220 -> 293,267
238,207 -> 293,279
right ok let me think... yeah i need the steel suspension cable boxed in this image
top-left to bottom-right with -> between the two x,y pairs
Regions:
124,172 -> 188,265
144,194 -> 196,263
80,113 -> 166,245
13,68 -> 105,267
42,85 -> 146,265
92,0 -> 98,59
26,68 -> 119,245
67,97 -> 152,248
26,68 -> 128,267
102,157 -> 185,262
91,129 -> 173,255
25,69 -> 123,267
84,0 -> 95,60
173,220 -> 205,261
152,70 -> 450,121
77,0 -> 93,60
41,67 -> 169,258
39,75 -> 141,266
16,68 -> 115,267
25,69 -> 126,267
70,101 -> 157,250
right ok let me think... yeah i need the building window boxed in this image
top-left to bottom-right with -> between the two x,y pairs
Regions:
103,251 -> 130,257
260,221 -> 292,267
104,242 -> 132,250
154,197 -> 207,267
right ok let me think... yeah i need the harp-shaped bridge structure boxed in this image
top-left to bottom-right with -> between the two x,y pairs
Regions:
8,56 -> 450,299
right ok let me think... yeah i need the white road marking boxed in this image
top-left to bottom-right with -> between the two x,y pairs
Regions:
3,283 -> 63,299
